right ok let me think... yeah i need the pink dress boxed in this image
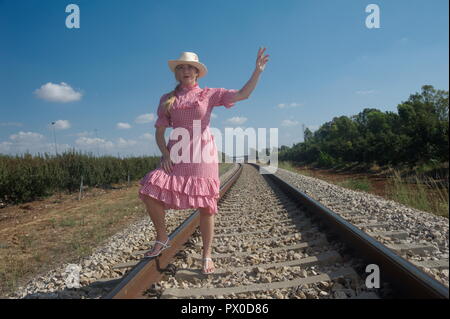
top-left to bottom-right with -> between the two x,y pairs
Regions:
138,83 -> 239,215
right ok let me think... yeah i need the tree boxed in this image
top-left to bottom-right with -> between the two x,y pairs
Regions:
397,85 -> 449,165
303,128 -> 313,142
279,85 -> 448,167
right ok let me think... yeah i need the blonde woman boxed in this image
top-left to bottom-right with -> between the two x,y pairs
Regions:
138,48 -> 269,274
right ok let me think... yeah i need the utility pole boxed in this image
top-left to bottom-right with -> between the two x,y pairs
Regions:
94,129 -> 100,157
51,122 -> 58,156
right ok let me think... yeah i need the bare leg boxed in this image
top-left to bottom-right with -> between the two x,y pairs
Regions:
141,195 -> 169,255
199,208 -> 215,273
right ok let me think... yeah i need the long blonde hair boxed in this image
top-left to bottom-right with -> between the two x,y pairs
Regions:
162,83 -> 181,119
162,66 -> 199,118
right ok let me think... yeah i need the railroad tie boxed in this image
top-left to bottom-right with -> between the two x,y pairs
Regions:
191,236 -> 329,260
175,250 -> 342,282
193,230 -> 322,248
112,260 -> 140,270
366,230 -> 409,240
386,243 -> 438,256
219,205 -> 302,217
216,214 -> 302,224
161,267 -> 358,298
411,259 -> 449,270
129,233 -> 324,258
338,210 -> 360,215
215,217 -> 305,231
214,224 -> 301,238
89,277 -> 123,288
356,221 -> 391,229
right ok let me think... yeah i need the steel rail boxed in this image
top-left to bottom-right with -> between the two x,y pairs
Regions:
254,163 -> 449,299
104,163 -> 243,299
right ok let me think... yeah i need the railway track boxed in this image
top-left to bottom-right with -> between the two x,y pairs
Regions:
273,166 -> 449,288
101,163 -> 448,299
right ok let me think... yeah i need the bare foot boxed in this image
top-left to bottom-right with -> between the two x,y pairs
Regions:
202,258 -> 215,274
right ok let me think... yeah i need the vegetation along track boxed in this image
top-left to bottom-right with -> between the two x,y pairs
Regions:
103,163 -> 448,299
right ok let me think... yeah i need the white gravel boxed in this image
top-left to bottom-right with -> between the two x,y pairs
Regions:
271,166 -> 449,287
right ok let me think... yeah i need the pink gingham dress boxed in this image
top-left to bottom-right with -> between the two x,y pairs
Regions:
138,83 -> 239,215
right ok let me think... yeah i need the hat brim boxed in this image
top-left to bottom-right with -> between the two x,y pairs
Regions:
168,60 -> 208,78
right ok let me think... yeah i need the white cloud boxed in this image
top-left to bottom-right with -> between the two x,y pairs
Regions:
34,82 -> 82,103
277,102 -> 303,109
210,113 -> 217,119
10,131 -> 45,143
356,90 -> 375,95
74,131 -> 93,137
75,137 -> 114,150
117,122 -> 131,129
226,117 -> 247,125
140,133 -> 154,141
116,138 -> 137,148
0,131 -> 74,156
0,130 -> 160,157
281,119 -> 299,127
75,136 -> 137,150
66,131 -> 94,138
0,141 -> 13,154
50,120 -> 71,130
306,125 -> 320,132
135,113 -> 155,124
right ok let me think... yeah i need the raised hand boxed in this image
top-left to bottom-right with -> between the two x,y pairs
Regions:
256,47 -> 269,72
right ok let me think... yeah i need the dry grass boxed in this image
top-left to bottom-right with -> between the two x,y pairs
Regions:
336,177 -> 372,192
0,183 -> 146,297
385,169 -> 449,218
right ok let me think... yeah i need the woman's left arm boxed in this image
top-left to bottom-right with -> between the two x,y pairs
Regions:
232,47 -> 269,103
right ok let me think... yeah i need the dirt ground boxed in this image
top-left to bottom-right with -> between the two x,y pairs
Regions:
291,164 -> 390,197
0,182 -> 147,297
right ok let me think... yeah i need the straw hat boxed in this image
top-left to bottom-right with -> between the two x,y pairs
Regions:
168,52 -> 208,79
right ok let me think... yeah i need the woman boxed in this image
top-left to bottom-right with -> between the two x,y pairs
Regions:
138,48 -> 269,274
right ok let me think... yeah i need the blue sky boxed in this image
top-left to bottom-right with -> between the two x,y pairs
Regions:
0,0 -> 448,157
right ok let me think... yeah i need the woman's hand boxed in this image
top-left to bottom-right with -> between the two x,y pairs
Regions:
160,154 -> 174,174
256,47 -> 269,73
232,47 -> 270,103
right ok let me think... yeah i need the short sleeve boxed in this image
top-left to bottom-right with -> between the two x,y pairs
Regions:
209,88 -> 239,109
154,94 -> 172,128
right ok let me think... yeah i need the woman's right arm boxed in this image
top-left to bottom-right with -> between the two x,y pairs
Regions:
155,126 -> 173,173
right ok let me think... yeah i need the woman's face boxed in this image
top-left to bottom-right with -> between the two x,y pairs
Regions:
175,64 -> 199,86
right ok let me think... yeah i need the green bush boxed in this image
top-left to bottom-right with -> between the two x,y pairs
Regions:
338,178 -> 372,192
317,151 -> 336,168
0,149 -> 161,205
